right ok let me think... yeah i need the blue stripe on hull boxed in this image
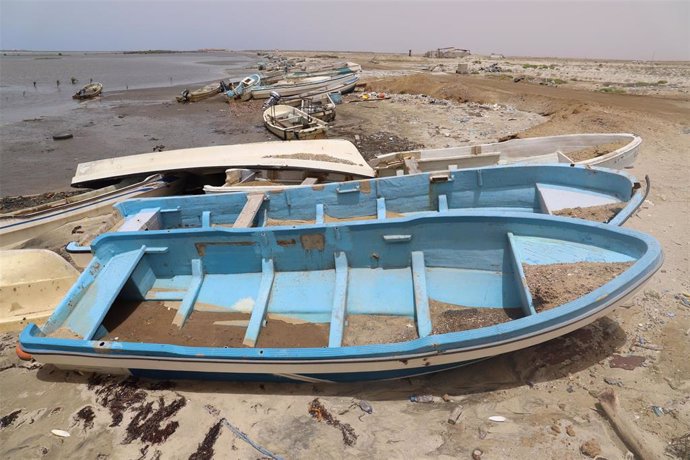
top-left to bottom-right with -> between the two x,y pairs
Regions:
129,359 -> 482,383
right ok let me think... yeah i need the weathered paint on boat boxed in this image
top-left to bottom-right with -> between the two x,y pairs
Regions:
73,82 -> 103,100
371,133 -> 642,175
20,212 -> 662,382
186,165 -> 647,225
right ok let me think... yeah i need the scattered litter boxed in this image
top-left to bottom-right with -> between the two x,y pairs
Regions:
675,294 -> 690,308
472,448 -> 483,460
651,406 -> 664,417
51,429 -> 70,438
478,426 -> 488,439
308,398 -> 357,446
409,394 -> 436,403
566,425 -> 576,437
204,405 -> 283,459
488,415 -> 506,422
604,377 -> 624,387
447,406 -> 463,425
358,400 -> 373,414
52,133 -> 73,141
609,354 -> 645,370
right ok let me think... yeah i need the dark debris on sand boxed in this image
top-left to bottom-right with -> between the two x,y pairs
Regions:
188,420 -> 223,460
74,405 -> 96,430
0,409 -> 22,429
87,374 -> 185,445
308,398 -> 358,446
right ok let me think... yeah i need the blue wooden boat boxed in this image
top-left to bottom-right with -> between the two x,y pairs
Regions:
20,212 -> 661,382
118,164 -> 647,228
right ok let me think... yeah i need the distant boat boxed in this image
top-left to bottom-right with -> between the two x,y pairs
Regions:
371,133 -> 642,175
245,73 -> 360,100
176,81 -> 224,103
19,212 -> 662,382
263,105 -> 329,141
72,82 -> 103,100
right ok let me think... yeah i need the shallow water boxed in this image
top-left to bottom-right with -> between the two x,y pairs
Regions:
0,51 -> 255,124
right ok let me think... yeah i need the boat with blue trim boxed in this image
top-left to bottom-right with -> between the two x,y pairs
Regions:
20,212 -> 662,382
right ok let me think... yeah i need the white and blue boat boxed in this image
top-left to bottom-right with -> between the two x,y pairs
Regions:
119,164 -> 647,228
20,212 -> 661,382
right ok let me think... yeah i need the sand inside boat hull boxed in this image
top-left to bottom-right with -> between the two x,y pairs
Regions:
100,301 -> 329,348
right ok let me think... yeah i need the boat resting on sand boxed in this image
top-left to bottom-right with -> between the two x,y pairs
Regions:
176,82 -> 224,103
71,140 -> 374,188
163,164 -> 648,224
371,133 -> 642,176
245,73 -> 360,100
67,164 -> 647,271
263,105 -> 329,141
20,213 -> 662,381
0,175 -> 181,249
1,249 -> 79,332
73,82 -> 103,100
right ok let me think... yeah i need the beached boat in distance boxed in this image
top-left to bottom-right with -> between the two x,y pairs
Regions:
72,82 -> 103,100
71,140 -> 374,188
19,212 -> 662,381
263,105 -> 329,141
245,73 -> 360,100
371,133 -> 642,175
176,81 -> 225,103
0,175 -> 181,249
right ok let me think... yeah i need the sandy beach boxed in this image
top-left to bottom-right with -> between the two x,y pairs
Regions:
1,52 -> 689,459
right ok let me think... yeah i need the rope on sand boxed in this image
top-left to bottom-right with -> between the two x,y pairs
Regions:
204,404 -> 284,460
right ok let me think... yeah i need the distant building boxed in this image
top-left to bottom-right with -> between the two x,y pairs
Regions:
490,53 -> 505,59
424,47 -> 471,58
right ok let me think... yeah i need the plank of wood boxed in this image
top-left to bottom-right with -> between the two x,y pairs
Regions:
173,259 -> 204,328
243,259 -> 275,347
118,208 -> 162,232
328,252 -> 349,348
301,177 -> 318,185
411,251 -> 432,338
233,194 -> 265,228
404,157 -> 421,174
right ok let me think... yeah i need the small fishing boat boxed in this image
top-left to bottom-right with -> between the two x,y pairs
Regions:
71,140 -> 373,188
67,164 -> 647,275
263,105 -> 329,141
0,175 -> 181,249
72,82 -> 103,100
371,133 -> 642,174
19,212 -> 662,381
176,81 -> 225,103
225,74 -> 261,99
246,73 -> 360,100
263,91 -> 337,121
0,250 -> 79,331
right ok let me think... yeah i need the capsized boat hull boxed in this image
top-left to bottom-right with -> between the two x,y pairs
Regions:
71,140 -> 373,188
21,212 -> 662,382
371,133 -> 642,175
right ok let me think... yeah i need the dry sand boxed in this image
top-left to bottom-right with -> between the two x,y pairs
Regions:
1,52 -> 689,459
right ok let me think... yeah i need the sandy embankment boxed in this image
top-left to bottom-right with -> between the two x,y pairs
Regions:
1,53 -> 689,459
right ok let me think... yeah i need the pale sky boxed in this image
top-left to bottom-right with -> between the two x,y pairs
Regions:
1,0 -> 688,60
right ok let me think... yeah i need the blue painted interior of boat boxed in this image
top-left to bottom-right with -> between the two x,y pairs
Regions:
114,164 -> 641,230
23,212 -> 661,368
